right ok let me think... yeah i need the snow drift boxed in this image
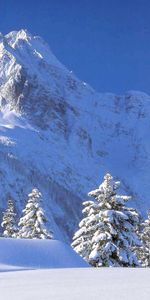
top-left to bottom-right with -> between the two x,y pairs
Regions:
0,29 -> 150,242
0,238 -> 88,271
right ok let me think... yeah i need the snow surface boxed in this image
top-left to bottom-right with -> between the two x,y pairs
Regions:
0,238 -> 88,270
0,268 -> 149,300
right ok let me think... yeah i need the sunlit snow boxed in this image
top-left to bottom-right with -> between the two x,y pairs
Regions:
0,268 -> 149,300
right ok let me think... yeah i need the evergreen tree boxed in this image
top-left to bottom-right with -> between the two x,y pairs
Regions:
71,200 -> 96,261
1,199 -> 17,238
138,212 -> 150,267
18,188 -> 53,239
72,173 -> 141,267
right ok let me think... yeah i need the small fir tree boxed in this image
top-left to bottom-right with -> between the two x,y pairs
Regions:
1,199 -> 17,238
72,173 -> 141,267
18,188 -> 53,239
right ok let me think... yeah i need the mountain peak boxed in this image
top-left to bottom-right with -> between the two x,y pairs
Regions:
3,29 -> 67,72
5,29 -> 31,42
0,29 -> 76,127
16,28 -> 31,38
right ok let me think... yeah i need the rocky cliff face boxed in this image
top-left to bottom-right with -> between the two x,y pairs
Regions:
0,29 -> 149,241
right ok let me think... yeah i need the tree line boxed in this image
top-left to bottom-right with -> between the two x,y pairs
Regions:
0,173 -> 149,267
1,188 -> 53,239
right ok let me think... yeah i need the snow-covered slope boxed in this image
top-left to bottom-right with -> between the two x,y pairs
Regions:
0,238 -> 88,270
0,29 -> 150,241
0,268 -> 149,300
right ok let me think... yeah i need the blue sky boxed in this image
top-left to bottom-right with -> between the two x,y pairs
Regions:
0,0 -> 150,94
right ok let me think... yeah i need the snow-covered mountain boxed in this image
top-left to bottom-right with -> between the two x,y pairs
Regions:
0,29 -> 150,241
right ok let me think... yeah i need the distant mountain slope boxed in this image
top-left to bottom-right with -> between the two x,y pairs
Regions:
0,29 -> 149,241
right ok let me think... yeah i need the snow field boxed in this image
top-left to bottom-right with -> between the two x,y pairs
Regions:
0,268 -> 149,300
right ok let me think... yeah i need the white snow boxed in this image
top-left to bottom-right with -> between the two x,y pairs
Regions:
0,107 -> 34,129
0,238 -> 88,270
0,268 -> 149,300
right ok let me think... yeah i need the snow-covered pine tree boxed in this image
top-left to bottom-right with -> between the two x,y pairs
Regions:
72,173 -> 141,267
18,188 -> 53,239
138,212 -> 150,267
1,199 -> 17,238
71,200 -> 97,261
